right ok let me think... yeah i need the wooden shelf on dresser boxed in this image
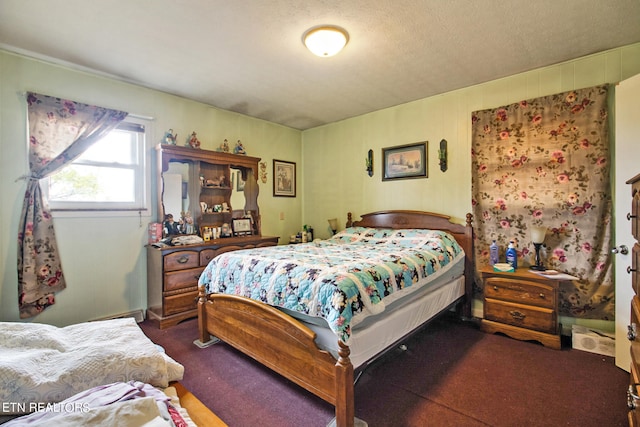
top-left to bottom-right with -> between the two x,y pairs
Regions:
480,266 -> 569,350
146,235 -> 278,329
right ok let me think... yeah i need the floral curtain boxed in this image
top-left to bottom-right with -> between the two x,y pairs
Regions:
18,93 -> 127,318
471,85 -> 612,320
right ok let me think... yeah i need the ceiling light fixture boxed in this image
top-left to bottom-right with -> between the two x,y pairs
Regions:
303,25 -> 349,57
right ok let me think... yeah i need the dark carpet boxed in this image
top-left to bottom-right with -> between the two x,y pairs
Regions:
139,316 -> 627,427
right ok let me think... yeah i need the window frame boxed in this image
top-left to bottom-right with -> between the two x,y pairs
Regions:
44,117 -> 151,217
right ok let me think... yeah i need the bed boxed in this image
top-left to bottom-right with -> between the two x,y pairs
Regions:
196,210 -> 474,427
0,317 -> 226,426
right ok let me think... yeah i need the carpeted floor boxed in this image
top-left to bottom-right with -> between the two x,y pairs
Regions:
140,316 -> 627,427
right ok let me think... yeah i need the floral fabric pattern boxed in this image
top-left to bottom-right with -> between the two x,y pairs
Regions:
471,85 -> 612,319
18,93 -> 127,318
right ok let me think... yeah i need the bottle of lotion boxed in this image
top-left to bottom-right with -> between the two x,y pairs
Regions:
489,240 -> 499,266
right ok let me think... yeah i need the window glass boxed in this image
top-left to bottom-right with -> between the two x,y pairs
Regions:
46,120 -> 148,213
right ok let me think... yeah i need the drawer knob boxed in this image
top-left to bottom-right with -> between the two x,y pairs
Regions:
509,310 -> 526,321
629,384 -> 640,409
628,323 -> 637,341
628,266 -> 636,274
177,256 -> 190,264
628,212 -> 637,221
493,285 -> 498,291
539,293 -> 545,299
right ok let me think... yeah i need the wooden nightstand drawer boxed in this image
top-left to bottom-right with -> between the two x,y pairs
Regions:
484,298 -> 556,334
164,267 -> 205,291
164,251 -> 200,271
485,277 -> 555,309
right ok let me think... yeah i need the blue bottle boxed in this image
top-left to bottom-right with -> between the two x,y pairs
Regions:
489,240 -> 499,266
505,240 -> 517,269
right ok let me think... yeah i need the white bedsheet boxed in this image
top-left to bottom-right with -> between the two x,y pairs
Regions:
0,318 -> 184,415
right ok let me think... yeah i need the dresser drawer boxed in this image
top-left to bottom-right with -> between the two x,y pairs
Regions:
485,277 -> 555,309
163,288 -> 198,316
164,267 -> 205,291
200,249 -> 217,266
484,298 -> 556,334
164,250 -> 200,271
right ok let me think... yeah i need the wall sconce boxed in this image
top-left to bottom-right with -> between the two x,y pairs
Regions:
328,218 -> 338,235
439,139 -> 448,172
366,149 -> 373,177
530,226 -> 547,271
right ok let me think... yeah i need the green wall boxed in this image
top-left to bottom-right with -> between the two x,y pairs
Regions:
0,50 -> 302,325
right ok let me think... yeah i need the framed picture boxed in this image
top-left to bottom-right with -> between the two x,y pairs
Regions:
232,218 -> 252,236
236,170 -> 245,192
382,141 -> 428,181
273,159 -> 296,197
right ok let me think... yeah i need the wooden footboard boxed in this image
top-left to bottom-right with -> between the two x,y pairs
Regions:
197,291 -> 356,427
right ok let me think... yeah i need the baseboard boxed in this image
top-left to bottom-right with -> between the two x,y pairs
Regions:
93,309 -> 145,323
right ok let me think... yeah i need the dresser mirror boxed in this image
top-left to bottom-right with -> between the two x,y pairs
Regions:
156,144 -> 262,238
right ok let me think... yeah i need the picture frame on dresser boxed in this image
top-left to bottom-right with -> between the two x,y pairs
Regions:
232,218 -> 252,236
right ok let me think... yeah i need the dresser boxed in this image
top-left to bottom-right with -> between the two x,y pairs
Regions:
480,266 -> 564,349
626,173 -> 640,425
147,144 -> 279,328
147,235 -> 278,329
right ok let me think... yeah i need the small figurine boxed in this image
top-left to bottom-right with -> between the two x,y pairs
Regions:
234,139 -> 246,155
181,211 -> 194,234
163,214 -> 181,236
217,139 -> 230,152
163,129 -> 177,145
187,132 -> 201,149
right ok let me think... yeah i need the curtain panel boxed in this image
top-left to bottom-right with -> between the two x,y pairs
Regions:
18,93 -> 127,318
471,85 -> 612,320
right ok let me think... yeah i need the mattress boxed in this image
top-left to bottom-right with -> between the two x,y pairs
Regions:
280,255 -> 466,368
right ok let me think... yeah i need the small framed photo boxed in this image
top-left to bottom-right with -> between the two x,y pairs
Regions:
273,159 -> 296,197
382,141 -> 428,181
232,218 -> 252,236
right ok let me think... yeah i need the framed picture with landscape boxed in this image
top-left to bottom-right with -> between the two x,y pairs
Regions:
382,141 -> 428,181
273,159 -> 296,197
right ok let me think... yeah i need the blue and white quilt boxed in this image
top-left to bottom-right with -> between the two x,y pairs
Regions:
198,227 -> 464,343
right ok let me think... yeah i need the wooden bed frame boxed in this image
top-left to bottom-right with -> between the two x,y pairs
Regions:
196,210 -> 474,427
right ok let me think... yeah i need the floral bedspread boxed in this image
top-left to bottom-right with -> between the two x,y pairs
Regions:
198,227 -> 464,343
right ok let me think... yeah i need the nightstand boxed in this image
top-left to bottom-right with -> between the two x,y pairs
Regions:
480,266 -> 566,349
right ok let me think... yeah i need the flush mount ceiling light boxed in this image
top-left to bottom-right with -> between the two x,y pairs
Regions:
303,25 -> 349,57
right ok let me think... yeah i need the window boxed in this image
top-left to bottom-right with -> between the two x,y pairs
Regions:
46,119 -> 149,213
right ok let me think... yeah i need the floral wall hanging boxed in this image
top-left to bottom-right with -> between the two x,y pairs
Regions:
471,85 -> 612,320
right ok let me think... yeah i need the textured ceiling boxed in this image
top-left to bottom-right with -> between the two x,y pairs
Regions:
1,0 -> 639,130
